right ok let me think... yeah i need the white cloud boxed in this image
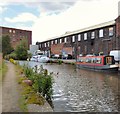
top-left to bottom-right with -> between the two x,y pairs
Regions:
0,6 -> 7,14
32,0 -> 119,44
5,12 -> 38,23
0,7 -> 3,13
1,0 -> 119,45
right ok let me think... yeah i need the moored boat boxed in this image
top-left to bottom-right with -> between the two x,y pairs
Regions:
30,55 -> 49,63
76,55 -> 119,71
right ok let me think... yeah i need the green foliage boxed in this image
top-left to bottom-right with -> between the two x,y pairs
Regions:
0,60 -> 8,81
5,52 -> 17,60
15,39 -> 28,60
58,60 -> 63,65
22,65 -> 53,101
27,53 -> 32,59
1,35 -> 13,57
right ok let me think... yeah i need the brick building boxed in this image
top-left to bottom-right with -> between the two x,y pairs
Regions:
0,26 -> 32,49
36,16 -> 120,58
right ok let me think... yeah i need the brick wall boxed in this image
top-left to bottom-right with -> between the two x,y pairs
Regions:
51,43 -> 64,55
115,16 -> 120,50
0,27 -> 32,49
116,16 -> 120,37
62,47 -> 73,55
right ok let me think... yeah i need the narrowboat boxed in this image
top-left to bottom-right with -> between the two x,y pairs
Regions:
76,55 -> 119,71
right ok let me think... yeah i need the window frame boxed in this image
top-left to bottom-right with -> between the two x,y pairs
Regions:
60,39 -> 62,43
78,34 -> 81,41
99,29 -> 104,38
91,31 -> 95,39
84,33 -> 87,40
55,40 -> 57,44
47,42 -> 49,47
109,27 -> 114,37
72,36 -> 75,42
64,37 -> 67,43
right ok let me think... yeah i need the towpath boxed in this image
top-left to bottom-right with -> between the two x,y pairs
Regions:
2,61 -> 21,112
1,61 -> 53,112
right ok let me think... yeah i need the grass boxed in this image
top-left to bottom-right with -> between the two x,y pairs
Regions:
0,60 -> 8,81
15,64 -> 45,112
15,65 -> 28,112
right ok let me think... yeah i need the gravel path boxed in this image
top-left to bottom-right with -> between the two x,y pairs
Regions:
2,61 -> 21,112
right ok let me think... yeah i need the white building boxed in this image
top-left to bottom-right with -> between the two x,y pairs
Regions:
29,45 -> 39,55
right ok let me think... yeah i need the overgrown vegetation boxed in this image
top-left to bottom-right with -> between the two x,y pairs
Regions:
1,35 -> 13,57
10,59 -> 53,109
23,65 -> 53,101
58,60 -> 63,65
15,39 -> 28,60
1,35 -> 29,60
0,60 -> 8,81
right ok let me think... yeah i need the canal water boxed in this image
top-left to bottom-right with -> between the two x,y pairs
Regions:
19,61 -> 120,112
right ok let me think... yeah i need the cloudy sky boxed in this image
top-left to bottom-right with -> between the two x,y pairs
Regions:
0,0 -> 119,44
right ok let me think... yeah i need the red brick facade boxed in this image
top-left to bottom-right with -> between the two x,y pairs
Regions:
116,16 -> 120,37
115,16 -> 120,50
51,43 -> 64,55
51,43 -> 73,55
0,26 -> 32,49
62,47 -> 73,55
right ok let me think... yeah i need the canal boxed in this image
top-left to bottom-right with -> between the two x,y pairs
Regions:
19,61 -> 120,112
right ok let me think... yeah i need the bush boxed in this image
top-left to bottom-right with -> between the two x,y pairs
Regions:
15,39 -> 28,60
58,60 -> 63,65
22,65 -> 53,101
5,52 -> 17,60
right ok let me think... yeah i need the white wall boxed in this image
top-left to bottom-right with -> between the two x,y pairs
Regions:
29,45 -> 39,55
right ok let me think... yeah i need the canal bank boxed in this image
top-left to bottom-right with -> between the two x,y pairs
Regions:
2,61 -> 53,112
49,59 -> 76,64
19,61 -> 120,112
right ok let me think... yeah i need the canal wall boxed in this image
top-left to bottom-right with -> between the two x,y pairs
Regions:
49,59 -> 75,64
28,101 -> 53,112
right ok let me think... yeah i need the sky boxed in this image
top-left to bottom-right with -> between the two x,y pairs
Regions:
0,0 -> 120,44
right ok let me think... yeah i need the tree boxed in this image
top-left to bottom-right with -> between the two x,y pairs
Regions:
15,39 -> 28,60
1,35 -> 13,57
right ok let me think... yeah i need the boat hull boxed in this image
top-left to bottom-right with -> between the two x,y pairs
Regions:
76,64 -> 119,72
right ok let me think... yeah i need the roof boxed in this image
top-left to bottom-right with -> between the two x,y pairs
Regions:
46,20 -> 115,41
0,26 -> 32,32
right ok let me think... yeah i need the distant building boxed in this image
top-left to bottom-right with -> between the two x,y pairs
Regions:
36,16 -> 120,58
0,26 -> 32,49
29,45 -> 39,55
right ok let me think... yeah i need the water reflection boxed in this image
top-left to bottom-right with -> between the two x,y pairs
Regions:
19,61 -> 120,112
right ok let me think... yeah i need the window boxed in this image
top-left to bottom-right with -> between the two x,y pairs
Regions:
13,30 -> 15,33
9,29 -> 12,33
45,43 -> 46,47
48,42 -> 49,47
91,31 -> 95,39
55,40 -> 57,44
64,37 -> 67,43
51,41 -> 53,44
72,36 -> 75,42
78,34 -> 81,41
109,27 -> 113,36
60,39 -> 62,43
84,33 -> 87,40
99,29 -> 103,37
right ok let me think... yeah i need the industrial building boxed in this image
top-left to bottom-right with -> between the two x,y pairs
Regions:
37,16 -> 120,58
0,26 -> 32,49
